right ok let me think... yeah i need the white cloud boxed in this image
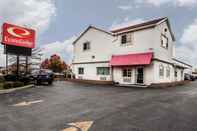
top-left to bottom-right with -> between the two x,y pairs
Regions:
0,0 -> 56,67
41,36 -> 77,64
110,18 -> 144,30
137,0 -> 197,7
118,5 -> 133,10
118,0 -> 197,8
176,18 -> 197,67
0,0 -> 56,33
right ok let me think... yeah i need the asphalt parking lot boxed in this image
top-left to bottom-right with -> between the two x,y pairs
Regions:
1,81 -> 197,131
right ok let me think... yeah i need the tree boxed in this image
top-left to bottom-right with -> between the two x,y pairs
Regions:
40,54 -> 68,73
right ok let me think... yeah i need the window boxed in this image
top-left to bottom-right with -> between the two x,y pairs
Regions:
175,70 -> 177,77
122,68 -> 132,77
78,68 -> 84,75
121,33 -> 132,45
83,42 -> 90,51
181,70 -> 183,78
159,64 -> 164,77
97,67 -> 110,75
161,34 -> 168,48
166,66 -> 170,78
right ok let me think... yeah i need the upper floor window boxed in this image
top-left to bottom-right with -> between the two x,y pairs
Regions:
159,64 -> 164,77
121,33 -> 132,45
78,67 -> 84,75
83,42 -> 90,51
97,67 -> 110,75
161,34 -> 168,49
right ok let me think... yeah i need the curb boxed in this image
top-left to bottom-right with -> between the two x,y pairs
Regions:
0,84 -> 35,94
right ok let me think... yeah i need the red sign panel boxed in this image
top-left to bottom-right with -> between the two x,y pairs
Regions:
1,23 -> 35,48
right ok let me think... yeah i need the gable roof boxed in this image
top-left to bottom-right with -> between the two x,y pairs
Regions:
111,17 -> 166,33
73,17 -> 176,45
111,17 -> 175,41
73,25 -> 113,44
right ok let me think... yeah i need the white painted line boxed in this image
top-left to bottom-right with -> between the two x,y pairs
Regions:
13,100 -> 44,107
62,121 -> 94,131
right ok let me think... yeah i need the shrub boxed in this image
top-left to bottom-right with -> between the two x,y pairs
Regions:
0,83 -> 4,90
3,82 -> 14,89
0,76 -> 5,83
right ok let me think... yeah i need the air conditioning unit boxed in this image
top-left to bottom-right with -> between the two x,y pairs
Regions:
123,78 -> 131,83
100,77 -> 107,81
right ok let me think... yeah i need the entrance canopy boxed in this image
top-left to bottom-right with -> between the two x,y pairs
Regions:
110,52 -> 153,66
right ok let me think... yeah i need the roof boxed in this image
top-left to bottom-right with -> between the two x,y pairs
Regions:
111,17 -> 166,33
111,17 -> 175,41
73,17 -> 176,45
172,58 -> 192,68
110,52 -> 153,66
73,26 -> 113,44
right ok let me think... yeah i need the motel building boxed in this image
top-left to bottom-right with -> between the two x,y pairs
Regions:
72,17 -> 191,87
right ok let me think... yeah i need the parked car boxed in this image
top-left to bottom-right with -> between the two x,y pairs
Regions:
184,73 -> 196,81
190,75 -> 196,81
36,69 -> 54,85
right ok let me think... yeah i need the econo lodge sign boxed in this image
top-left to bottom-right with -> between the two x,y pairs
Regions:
1,23 -> 35,48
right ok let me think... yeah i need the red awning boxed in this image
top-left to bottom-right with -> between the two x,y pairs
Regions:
110,52 -> 153,66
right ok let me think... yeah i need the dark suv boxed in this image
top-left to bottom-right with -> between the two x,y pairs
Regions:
36,69 -> 54,85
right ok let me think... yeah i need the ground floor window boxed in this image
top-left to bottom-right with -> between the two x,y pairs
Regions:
78,67 -> 84,75
181,70 -> 183,78
122,68 -> 132,77
97,67 -> 110,75
175,70 -> 177,77
166,66 -> 170,78
159,64 -> 164,77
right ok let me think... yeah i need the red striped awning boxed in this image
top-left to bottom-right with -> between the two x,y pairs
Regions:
110,52 -> 153,66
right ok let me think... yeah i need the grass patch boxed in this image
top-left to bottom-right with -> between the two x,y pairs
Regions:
0,81 -> 25,90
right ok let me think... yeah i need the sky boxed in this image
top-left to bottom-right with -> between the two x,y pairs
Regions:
0,0 -> 197,67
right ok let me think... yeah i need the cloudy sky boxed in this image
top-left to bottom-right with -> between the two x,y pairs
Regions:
0,0 -> 197,67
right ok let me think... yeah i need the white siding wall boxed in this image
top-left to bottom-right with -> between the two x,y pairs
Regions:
154,21 -> 174,62
73,22 -> 184,85
112,28 -> 156,55
73,63 -> 112,81
113,64 -> 154,85
73,28 -> 114,63
153,61 -> 175,83
153,61 -> 184,83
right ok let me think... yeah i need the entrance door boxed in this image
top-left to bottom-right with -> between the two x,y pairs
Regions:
136,68 -> 144,84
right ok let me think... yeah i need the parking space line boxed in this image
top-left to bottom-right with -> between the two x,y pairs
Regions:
61,121 -> 94,131
12,100 -> 44,107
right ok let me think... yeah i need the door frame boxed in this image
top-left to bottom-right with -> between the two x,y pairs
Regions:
135,67 -> 144,84
121,67 -> 133,84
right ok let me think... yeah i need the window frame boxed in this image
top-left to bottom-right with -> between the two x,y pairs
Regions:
122,68 -> 132,77
78,67 -> 84,75
97,67 -> 110,75
161,34 -> 169,49
121,33 -> 132,45
159,64 -> 164,78
83,42 -> 90,51
166,66 -> 170,78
